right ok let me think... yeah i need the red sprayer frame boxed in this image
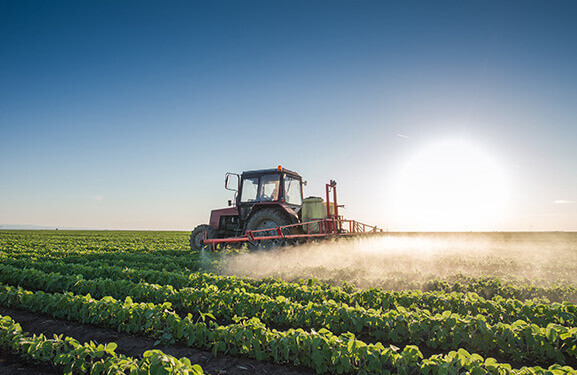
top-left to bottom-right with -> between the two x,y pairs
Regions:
203,180 -> 383,250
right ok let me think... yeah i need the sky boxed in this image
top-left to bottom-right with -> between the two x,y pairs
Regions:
1,1 -> 576,231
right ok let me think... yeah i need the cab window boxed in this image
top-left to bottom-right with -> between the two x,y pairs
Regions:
284,176 -> 302,205
240,177 -> 259,202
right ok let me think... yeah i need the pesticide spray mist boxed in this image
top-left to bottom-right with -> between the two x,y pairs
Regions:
218,232 -> 577,290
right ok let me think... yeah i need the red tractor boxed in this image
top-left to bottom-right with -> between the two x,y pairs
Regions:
190,166 -> 382,250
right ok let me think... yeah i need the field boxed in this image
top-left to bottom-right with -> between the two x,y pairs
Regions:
0,230 -> 576,374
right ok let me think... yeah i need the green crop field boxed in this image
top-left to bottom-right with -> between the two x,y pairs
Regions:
0,230 -> 576,374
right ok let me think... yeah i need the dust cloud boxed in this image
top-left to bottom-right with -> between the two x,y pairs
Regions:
218,233 -> 577,290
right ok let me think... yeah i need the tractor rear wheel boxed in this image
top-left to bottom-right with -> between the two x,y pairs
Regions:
246,208 -> 292,249
190,224 -> 215,251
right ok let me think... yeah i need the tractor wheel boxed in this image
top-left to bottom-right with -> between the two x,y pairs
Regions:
246,208 -> 292,250
190,224 -> 215,251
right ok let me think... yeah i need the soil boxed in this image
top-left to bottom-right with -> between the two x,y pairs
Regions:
0,306 -> 315,375
0,349 -> 61,375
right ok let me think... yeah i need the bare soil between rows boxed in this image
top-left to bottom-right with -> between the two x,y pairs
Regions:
0,305 -> 315,375
0,348 -> 61,375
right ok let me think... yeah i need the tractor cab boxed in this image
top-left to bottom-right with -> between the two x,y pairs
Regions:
227,167 -> 303,222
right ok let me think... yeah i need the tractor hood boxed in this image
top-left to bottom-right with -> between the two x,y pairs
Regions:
209,207 -> 238,230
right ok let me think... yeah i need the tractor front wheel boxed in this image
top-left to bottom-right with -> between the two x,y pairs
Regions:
190,224 -> 215,251
246,208 -> 292,249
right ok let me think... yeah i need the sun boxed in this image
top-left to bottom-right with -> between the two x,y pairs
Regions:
390,139 -> 509,231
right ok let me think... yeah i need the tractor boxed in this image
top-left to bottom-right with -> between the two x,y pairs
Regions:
190,166 -> 381,250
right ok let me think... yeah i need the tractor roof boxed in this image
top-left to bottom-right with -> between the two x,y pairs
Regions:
242,168 -> 302,179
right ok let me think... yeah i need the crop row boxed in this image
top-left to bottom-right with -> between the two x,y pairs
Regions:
1,245 -> 202,273
0,314 -> 204,374
4,256 -> 576,330
426,276 -> 577,305
1,282 -> 574,375
0,230 -> 189,255
10,252 -> 199,273
1,264 -> 576,367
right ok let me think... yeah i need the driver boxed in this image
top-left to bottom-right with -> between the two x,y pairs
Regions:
259,175 -> 280,201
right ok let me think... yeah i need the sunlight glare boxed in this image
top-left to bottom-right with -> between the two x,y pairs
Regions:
391,139 -> 509,230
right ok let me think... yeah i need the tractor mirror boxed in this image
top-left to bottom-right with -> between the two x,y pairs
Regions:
225,173 -> 240,192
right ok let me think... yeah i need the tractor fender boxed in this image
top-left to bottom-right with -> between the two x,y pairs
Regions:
279,203 -> 300,224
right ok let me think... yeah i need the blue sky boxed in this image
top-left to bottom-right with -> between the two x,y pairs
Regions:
1,1 -> 576,230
